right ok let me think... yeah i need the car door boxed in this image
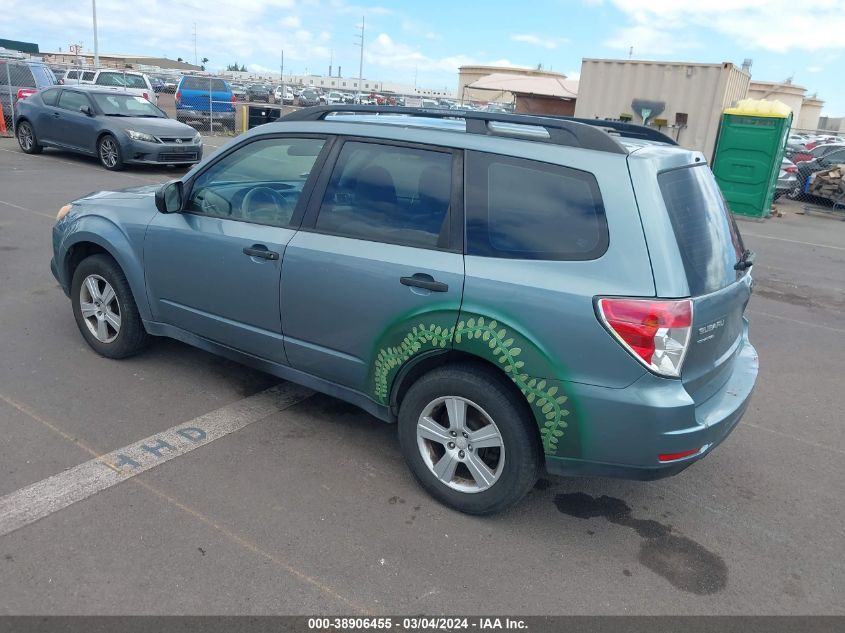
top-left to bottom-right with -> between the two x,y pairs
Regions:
52,89 -> 96,151
144,135 -> 330,365
281,139 -> 465,396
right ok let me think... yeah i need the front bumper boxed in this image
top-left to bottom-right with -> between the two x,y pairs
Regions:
124,139 -> 203,165
545,328 -> 758,480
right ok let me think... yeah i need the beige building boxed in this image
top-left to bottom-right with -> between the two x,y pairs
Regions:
796,95 -> 825,131
458,65 -> 567,104
747,80 -> 805,119
43,52 -> 200,72
574,59 -> 750,160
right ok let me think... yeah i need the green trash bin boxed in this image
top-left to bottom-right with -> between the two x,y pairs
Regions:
712,99 -> 793,219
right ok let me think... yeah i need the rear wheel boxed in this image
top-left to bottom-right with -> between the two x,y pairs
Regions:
398,364 -> 541,515
98,134 -> 124,171
16,120 -> 43,154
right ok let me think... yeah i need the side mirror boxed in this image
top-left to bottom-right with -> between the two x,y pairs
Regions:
155,180 -> 183,213
79,105 -> 94,116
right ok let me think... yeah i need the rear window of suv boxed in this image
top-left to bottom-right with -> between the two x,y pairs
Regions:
465,152 -> 609,260
658,164 -> 744,296
181,77 -> 228,92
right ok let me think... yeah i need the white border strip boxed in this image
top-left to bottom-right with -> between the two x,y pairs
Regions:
0,383 -> 312,538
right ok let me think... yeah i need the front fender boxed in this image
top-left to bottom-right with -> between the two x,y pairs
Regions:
60,215 -> 152,321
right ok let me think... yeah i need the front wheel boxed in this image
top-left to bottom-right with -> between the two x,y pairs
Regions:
98,134 -> 124,171
16,120 -> 43,154
71,255 -> 149,359
398,364 -> 542,515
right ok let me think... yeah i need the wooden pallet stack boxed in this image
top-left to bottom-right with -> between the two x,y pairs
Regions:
809,164 -> 845,199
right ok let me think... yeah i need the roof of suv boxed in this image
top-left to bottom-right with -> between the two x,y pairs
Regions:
278,105 -> 680,157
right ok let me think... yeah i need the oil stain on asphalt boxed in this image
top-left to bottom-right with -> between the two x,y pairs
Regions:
554,492 -> 727,595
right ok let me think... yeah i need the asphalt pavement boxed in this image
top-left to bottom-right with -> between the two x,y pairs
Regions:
0,135 -> 843,615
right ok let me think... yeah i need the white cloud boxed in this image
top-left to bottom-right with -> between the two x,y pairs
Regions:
606,1 -> 845,53
364,32 -> 519,76
510,34 -> 569,50
807,66 -> 823,73
604,24 -> 700,56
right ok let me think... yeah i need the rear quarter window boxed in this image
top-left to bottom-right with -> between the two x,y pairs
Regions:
658,164 -> 744,296
465,152 -> 608,260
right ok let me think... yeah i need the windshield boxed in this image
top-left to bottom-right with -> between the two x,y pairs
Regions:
95,72 -> 148,89
92,93 -> 164,117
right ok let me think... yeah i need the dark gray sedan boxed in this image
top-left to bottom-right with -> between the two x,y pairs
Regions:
15,87 -> 203,170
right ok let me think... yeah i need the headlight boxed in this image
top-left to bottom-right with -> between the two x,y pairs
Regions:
126,129 -> 159,143
56,204 -> 72,221
193,132 -> 202,145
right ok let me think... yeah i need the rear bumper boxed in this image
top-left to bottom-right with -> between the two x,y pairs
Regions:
545,328 -> 758,480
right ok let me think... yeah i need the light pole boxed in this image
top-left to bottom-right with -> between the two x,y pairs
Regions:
354,16 -> 364,101
91,0 -> 100,68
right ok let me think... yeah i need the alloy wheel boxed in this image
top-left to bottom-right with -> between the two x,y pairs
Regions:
79,274 -> 121,343
416,396 -> 505,493
99,138 -> 118,168
17,123 -> 33,151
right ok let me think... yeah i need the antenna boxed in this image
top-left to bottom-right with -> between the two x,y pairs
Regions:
628,46 -> 633,59
192,22 -> 198,67
741,58 -> 753,73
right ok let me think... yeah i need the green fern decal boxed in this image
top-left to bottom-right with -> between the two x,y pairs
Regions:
373,317 -> 569,453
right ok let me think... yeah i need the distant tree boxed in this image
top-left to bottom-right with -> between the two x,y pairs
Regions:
227,62 -> 242,71
177,57 -> 184,62
201,57 -> 209,70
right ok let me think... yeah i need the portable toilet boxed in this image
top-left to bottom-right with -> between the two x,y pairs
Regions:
712,98 -> 793,218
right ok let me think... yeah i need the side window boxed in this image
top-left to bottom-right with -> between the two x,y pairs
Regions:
66,71 -> 79,80
315,141 -> 452,249
465,152 -> 608,261
57,90 -> 91,112
825,150 -> 845,163
82,71 -> 96,81
188,137 -> 326,227
41,88 -> 60,106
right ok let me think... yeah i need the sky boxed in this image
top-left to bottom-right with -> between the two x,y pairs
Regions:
2,0 -> 844,114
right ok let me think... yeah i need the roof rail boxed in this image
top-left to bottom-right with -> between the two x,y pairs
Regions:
282,105 -> 632,155
543,115 -> 678,145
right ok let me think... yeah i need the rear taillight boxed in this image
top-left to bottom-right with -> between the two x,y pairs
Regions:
175,90 -> 181,104
231,94 -> 236,103
16,88 -> 36,101
784,165 -> 798,173
597,297 -> 693,378
142,91 -> 149,101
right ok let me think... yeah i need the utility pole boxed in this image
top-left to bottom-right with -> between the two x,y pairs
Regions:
91,0 -> 100,68
280,49 -> 284,89
354,16 -> 365,101
329,49 -> 333,78
193,22 -> 198,67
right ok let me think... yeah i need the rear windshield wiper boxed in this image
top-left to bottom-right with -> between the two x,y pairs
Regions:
734,249 -> 756,270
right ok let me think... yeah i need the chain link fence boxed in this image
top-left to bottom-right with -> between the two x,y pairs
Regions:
779,127 -> 845,217
0,56 -> 46,137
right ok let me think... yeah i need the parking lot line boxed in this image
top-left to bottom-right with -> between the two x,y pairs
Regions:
747,309 -> 845,334
0,383 -> 312,538
0,148 -> 157,183
0,198 -> 55,220
742,232 -> 845,252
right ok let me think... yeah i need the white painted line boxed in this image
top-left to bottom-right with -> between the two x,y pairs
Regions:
742,232 -> 845,252
0,198 -> 55,220
0,148 -> 163,182
0,383 -> 312,538
747,309 -> 845,334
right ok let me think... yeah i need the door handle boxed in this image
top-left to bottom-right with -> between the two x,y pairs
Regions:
400,273 -> 448,292
243,245 -> 279,260
53,112 -> 60,118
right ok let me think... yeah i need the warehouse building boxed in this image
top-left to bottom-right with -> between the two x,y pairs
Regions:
574,58 -> 750,160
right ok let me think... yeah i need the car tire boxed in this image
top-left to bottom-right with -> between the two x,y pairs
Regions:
398,363 -> 542,515
97,134 -> 124,171
16,120 -> 43,154
71,254 -> 150,359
